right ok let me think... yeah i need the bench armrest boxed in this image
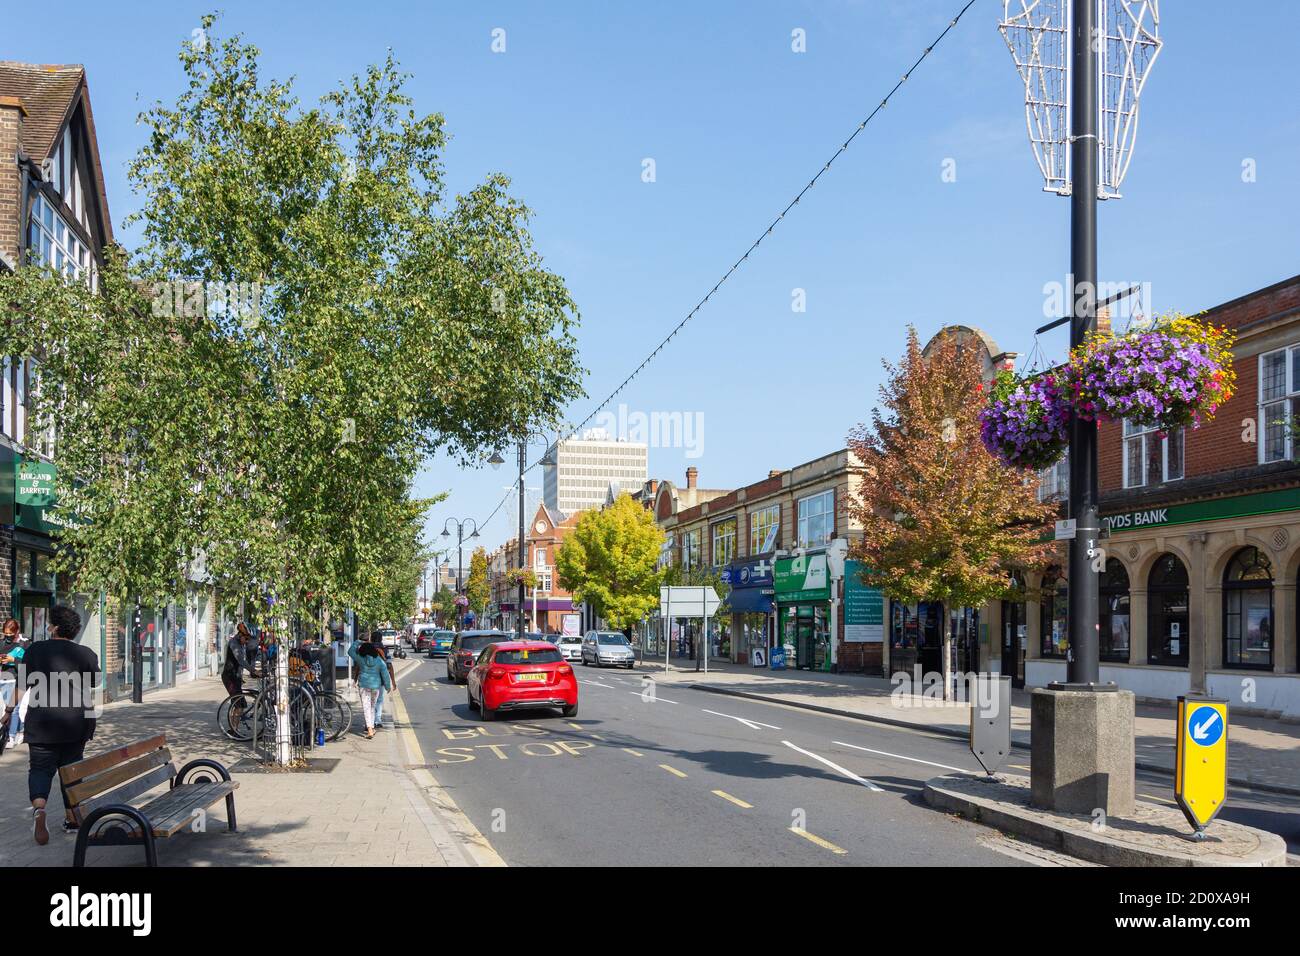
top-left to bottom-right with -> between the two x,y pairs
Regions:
172,758 -> 233,788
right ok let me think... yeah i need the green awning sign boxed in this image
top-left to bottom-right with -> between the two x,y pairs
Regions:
16,461 -> 55,507
774,553 -> 831,603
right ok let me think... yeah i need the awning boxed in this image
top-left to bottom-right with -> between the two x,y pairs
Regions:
725,587 -> 774,614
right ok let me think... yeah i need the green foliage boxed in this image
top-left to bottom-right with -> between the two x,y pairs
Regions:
465,547 -> 490,615
555,495 -> 665,631
0,14 -> 584,627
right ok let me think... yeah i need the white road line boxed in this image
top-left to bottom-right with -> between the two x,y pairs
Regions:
628,691 -> 679,704
831,740 -> 974,774
702,709 -> 781,731
579,679 -> 615,689
782,740 -> 884,792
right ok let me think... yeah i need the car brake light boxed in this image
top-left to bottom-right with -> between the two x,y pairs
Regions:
558,664 -> 572,676
488,667 -> 506,680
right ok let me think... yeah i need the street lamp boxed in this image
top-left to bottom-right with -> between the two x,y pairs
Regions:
492,434 -> 556,641
441,517 -> 479,630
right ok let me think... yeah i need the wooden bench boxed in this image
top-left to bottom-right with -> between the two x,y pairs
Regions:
58,734 -> 239,867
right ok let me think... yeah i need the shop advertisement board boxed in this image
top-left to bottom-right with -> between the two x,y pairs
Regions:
561,613 -> 580,637
843,559 -> 884,643
773,553 -> 830,603
16,460 -> 56,507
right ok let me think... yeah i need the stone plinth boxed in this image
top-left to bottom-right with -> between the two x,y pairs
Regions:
1031,686 -> 1135,816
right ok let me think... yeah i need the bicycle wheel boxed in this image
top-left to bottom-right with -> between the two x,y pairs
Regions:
217,691 -> 259,740
316,691 -> 353,741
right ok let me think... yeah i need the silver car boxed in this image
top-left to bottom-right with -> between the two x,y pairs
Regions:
581,631 -> 635,669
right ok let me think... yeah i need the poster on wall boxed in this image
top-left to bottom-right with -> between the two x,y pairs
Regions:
561,613 -> 580,637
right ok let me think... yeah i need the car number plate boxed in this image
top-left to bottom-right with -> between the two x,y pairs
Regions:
517,672 -> 547,682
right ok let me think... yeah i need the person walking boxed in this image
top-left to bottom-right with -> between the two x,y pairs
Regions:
371,634 -> 396,729
1,618 -> 30,750
23,605 -> 98,845
348,636 -> 391,739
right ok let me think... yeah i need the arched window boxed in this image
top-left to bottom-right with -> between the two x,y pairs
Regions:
1148,553 -> 1189,666
1040,570 -> 1067,658
1099,558 -> 1131,663
1224,547 -> 1273,669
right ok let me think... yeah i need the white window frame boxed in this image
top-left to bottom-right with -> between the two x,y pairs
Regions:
1122,419 -> 1183,489
797,489 -> 835,549
1037,454 -> 1069,502
1258,345 -> 1300,464
749,504 -> 780,554
711,517 -> 737,567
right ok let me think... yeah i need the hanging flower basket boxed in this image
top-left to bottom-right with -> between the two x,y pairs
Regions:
979,369 -> 1070,470
1065,314 -> 1236,430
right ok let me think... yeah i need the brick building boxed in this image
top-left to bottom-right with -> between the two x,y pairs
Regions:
972,276 -> 1300,716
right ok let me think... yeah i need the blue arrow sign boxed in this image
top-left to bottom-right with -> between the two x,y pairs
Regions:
1188,705 -> 1224,747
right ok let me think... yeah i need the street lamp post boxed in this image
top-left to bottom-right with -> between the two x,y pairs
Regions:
490,436 -> 556,642
441,518 -> 479,631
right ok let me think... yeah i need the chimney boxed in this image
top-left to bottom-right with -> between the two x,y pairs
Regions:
0,96 -> 27,267
648,479 -> 659,495
768,469 -> 781,479
685,466 -> 698,489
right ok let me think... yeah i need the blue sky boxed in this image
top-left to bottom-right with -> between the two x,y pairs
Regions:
8,1 -> 1300,557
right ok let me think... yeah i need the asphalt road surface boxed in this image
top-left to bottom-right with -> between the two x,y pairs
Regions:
395,657 -> 1299,866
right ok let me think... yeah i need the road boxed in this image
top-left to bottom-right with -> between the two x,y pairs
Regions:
393,656 -> 1300,866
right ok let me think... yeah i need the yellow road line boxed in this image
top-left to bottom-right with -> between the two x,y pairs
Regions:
712,790 -> 753,809
567,722 -> 583,730
587,733 -> 604,741
659,763 -> 688,778
622,748 -> 644,757
1141,792 -> 1177,805
1009,764 -> 1031,771
789,826 -> 847,855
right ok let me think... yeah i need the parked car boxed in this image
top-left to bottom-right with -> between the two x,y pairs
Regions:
378,627 -> 405,659
556,634 -> 583,662
446,630 -> 510,684
582,631 -> 636,668
466,640 -> 578,720
423,628 -> 455,657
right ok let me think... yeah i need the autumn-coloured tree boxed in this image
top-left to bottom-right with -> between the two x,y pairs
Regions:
846,327 -> 1055,697
466,547 -> 491,616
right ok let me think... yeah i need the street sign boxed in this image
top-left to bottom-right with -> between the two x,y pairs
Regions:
970,674 -> 1012,775
1174,696 -> 1228,835
1054,519 -> 1076,541
659,585 -> 720,618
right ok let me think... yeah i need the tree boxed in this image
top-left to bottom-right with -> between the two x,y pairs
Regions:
432,587 -> 458,627
846,327 -> 1055,698
465,547 -> 490,616
0,15 -> 584,635
556,494 -> 665,632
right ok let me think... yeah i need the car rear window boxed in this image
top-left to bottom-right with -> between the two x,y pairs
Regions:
436,631 -> 454,639
459,635 -> 501,652
494,648 -> 562,664
560,636 -> 581,645
597,634 -> 628,645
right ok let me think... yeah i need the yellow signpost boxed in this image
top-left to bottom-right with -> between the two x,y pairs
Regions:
1174,696 -> 1228,838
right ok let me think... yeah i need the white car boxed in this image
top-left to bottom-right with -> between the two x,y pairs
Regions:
581,631 -> 635,669
556,635 -> 583,662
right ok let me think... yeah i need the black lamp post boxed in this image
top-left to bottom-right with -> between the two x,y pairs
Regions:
490,436 -> 555,641
440,518 -> 479,630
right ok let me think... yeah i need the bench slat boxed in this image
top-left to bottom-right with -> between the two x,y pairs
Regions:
74,764 -> 176,824
60,735 -> 167,787
64,750 -> 173,807
139,782 -> 238,836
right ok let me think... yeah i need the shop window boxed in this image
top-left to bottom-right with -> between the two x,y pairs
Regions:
1123,420 -> 1183,488
1037,453 -> 1068,502
1148,553 -> 1189,665
1099,558 -> 1131,663
797,490 -> 834,549
1040,572 -> 1068,658
681,529 -> 701,571
1223,547 -> 1273,669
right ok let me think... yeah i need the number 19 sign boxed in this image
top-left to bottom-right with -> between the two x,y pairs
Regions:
1174,696 -> 1228,837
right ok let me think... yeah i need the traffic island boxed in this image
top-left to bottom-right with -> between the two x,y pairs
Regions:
923,773 -> 1286,867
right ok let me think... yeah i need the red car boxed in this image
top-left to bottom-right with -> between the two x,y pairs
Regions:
466,640 -> 578,720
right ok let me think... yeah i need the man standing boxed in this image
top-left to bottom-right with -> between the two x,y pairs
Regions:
23,605 -> 98,846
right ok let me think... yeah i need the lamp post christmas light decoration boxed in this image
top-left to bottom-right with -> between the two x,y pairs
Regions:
998,0 -> 1162,687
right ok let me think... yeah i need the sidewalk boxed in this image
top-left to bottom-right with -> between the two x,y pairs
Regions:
638,657 -> 1300,796
0,663 -> 502,867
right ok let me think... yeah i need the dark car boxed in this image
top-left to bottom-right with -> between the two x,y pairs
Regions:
446,630 -> 510,684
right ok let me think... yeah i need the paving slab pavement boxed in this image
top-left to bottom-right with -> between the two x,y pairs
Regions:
0,661 -> 502,867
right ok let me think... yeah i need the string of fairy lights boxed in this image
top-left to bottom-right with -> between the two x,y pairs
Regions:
465,0 -> 980,540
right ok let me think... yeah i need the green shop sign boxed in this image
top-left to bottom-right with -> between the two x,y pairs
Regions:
843,559 -> 884,643
1103,487 -> 1300,535
15,461 -> 55,507
774,553 -> 830,603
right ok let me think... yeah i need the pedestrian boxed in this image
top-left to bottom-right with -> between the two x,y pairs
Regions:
370,633 -> 395,728
220,622 -> 260,698
348,636 -> 392,739
1,618 -> 30,749
23,605 -> 98,846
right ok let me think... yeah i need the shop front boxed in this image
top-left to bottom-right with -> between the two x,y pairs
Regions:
774,552 -> 831,670
721,556 -> 775,665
